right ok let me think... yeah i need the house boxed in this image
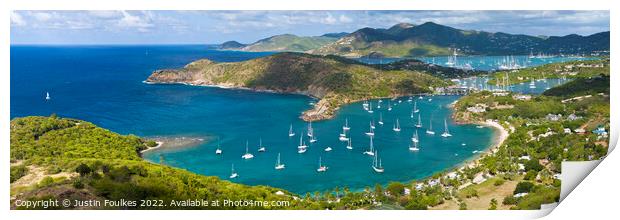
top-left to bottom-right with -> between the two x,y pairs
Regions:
567,114 -> 582,121
446,172 -> 458,179
514,193 -> 529,198
472,173 -> 487,184
574,128 -> 586,134
564,128 -> 572,134
519,155 -> 531,161
545,114 -> 562,121
467,105 -> 486,113
415,183 -> 424,191
404,188 -> 411,196
513,94 -> 532,101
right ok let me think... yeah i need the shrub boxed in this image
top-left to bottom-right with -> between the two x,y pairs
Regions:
514,182 -> 535,194
10,165 -> 29,183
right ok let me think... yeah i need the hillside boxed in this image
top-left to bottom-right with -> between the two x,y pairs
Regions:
487,58 -> 609,85
10,116 -> 315,210
312,22 -> 610,57
223,34 -> 339,52
145,52 -> 450,121
542,74 -> 609,98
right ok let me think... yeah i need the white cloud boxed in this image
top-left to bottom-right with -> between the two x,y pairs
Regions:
30,12 -> 53,22
117,11 -> 154,32
88,10 -> 122,19
10,11 -> 26,26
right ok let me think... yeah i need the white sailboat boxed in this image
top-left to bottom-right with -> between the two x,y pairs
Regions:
377,100 -> 381,109
363,100 -> 369,110
297,134 -> 307,153
441,118 -> 452,138
215,137 -> 222,155
412,129 -> 419,143
324,146 -> 332,152
275,153 -> 285,170
372,151 -> 384,173
365,122 -> 375,136
370,120 -> 376,129
363,136 -> 375,156
339,127 -> 349,141
413,101 -> 419,113
257,138 -> 266,152
378,113 -> 384,125
392,119 -> 401,132
288,124 -> 295,137
307,122 -> 314,137
367,102 -> 374,113
342,118 -> 350,130
387,101 -> 392,111
45,92 -> 51,101
241,141 -> 254,159
416,114 -> 422,128
409,139 -> 420,151
426,117 -> 435,135
346,138 -> 353,150
229,164 -> 239,179
316,157 -> 328,172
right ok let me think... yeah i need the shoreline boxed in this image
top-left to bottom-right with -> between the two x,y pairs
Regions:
140,136 -> 206,155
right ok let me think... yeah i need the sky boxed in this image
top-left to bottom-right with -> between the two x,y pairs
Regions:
10,10 -> 610,45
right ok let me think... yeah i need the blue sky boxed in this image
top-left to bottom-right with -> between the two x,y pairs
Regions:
10,10 -> 610,45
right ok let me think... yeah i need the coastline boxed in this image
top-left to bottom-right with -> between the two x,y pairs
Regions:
140,136 -> 206,155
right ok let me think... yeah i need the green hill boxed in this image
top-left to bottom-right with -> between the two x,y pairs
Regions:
10,116 -> 315,210
313,22 -> 610,57
543,75 -> 609,98
146,52 -> 449,121
226,34 -> 338,52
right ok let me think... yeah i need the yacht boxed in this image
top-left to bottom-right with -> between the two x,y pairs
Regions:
416,114 -> 422,128
363,136 -> 375,156
378,113 -> 384,125
365,122 -> 375,136
275,153 -> 285,170
324,146 -> 332,152
229,164 -> 239,179
215,137 -> 222,155
342,118 -> 350,130
241,141 -> 254,159
372,151 -> 385,173
45,92 -> 51,101
346,138 -> 353,150
426,117 -> 436,135
412,130 -> 419,143
367,102 -> 374,113
316,157 -> 328,172
339,128 -> 349,141
392,119 -> 401,132
288,124 -> 295,137
257,138 -> 266,152
413,101 -> 419,113
441,118 -> 452,138
409,139 -> 420,151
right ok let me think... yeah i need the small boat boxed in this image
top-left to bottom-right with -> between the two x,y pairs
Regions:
363,136 -> 375,156
409,139 -> 420,151
324,146 -> 332,152
229,164 -> 239,179
441,118 -> 452,138
413,101 -> 419,113
418,96 -> 423,100
412,130 -> 419,143
342,118 -> 350,131
365,122 -> 375,136
476,125 -> 484,129
461,143 -> 466,146
45,92 -> 51,101
377,100 -> 381,109
346,138 -> 353,150
339,127 -> 349,141
298,147 -> 307,154
275,153 -> 285,170
288,124 -> 295,137
372,151 -> 384,173
309,135 -> 317,143
297,135 -> 307,149
241,141 -> 254,159
408,97 -> 413,102
367,102 -> 374,113
426,117 -> 436,135
387,101 -> 392,111
416,114 -> 422,128
378,113 -> 384,125
316,157 -> 328,172
392,119 -> 401,132
370,121 -> 376,129
307,122 -> 314,137
257,138 -> 266,152
215,137 -> 222,155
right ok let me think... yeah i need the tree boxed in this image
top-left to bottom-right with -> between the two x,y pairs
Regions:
75,163 -> 92,177
514,181 -> 535,194
459,202 -> 468,210
489,198 -> 498,210
386,182 -> 405,197
374,184 -> 384,201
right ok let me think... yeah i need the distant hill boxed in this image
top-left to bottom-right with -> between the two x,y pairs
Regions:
313,22 -> 610,57
146,52 -> 449,121
220,34 -> 339,52
218,40 -> 246,50
321,32 -> 349,38
543,74 -> 609,98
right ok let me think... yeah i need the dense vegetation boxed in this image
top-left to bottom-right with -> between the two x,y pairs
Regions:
543,74 -> 609,98
313,22 -> 609,57
487,59 -> 609,85
221,34 -> 339,52
10,116 -> 317,210
146,52 -> 450,121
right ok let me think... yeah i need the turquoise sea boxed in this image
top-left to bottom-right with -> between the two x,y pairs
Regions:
10,45 -> 565,194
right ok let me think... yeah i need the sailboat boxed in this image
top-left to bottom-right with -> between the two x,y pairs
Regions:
339,127 -> 349,141
529,79 -> 536,89
392,119 -> 401,132
387,101 -> 392,111
370,120 -> 376,129
363,100 -> 369,110
372,151 -> 385,173
229,164 -> 239,179
307,122 -> 314,137
275,153 -> 285,170
367,102 -> 374,113
363,136 -> 375,156
441,118 -> 452,138
416,114 -> 422,128
45,92 -> 51,101
378,113 -> 384,125
346,138 -> 353,150
257,138 -> 266,152
288,124 -> 295,137
342,118 -> 350,130
426,117 -> 436,135
316,157 -> 328,172
413,101 -> 419,113
377,100 -> 381,109
365,122 -> 375,136
409,139 -> 420,151
241,141 -> 254,159
412,129 -> 419,143
297,134 -> 308,153
324,146 -> 332,152
215,137 -> 222,155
